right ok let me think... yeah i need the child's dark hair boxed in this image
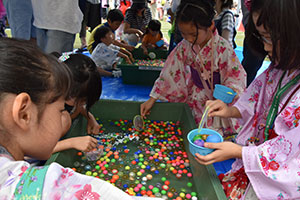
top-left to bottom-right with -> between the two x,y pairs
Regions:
0,38 -> 72,111
93,26 -> 112,50
107,9 -> 124,22
63,54 -> 102,112
144,19 -> 163,37
259,0 -> 300,70
128,0 -> 147,17
176,0 -> 215,29
244,0 -> 267,59
220,0 -> 233,10
176,0 -> 215,48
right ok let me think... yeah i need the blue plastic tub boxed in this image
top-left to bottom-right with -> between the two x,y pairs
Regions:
187,128 -> 223,156
213,84 -> 237,104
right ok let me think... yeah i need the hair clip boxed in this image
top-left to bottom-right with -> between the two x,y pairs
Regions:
59,53 -> 71,62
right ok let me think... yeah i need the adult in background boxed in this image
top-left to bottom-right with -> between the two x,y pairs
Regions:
241,0 -> 267,86
78,0 -> 102,49
31,0 -> 83,54
123,0 -> 152,46
0,0 -> 6,37
3,0 -> 36,40
214,0 -> 237,49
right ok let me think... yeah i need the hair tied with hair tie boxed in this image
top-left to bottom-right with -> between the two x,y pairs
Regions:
59,52 -> 72,62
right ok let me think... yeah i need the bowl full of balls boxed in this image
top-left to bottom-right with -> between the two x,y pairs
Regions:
187,128 -> 223,156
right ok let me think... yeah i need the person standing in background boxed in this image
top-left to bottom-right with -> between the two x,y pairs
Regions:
123,0 -> 152,46
31,0 -> 83,54
148,0 -> 157,19
78,0 -> 102,49
241,0 -> 267,86
3,0 -> 36,41
0,0 -> 6,37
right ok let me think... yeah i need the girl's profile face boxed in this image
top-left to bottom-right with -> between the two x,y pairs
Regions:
178,21 -> 212,48
102,31 -> 115,46
26,97 -> 71,159
253,12 -> 273,58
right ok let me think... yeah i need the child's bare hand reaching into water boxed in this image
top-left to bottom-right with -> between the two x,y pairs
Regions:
87,112 -> 101,135
71,136 -> 98,152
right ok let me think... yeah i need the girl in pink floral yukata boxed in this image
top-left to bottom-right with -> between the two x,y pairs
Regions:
196,0 -> 300,199
0,38 -> 161,200
140,0 -> 246,137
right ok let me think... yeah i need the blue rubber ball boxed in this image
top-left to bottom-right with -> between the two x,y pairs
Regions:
206,134 -> 222,143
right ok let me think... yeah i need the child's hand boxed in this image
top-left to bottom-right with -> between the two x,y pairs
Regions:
125,56 -> 132,64
136,30 -> 143,39
140,97 -> 156,118
143,48 -> 148,55
206,100 -> 242,118
194,141 -> 242,165
206,100 -> 231,118
148,44 -> 155,49
129,53 -> 135,63
87,113 -> 101,135
72,136 -> 98,152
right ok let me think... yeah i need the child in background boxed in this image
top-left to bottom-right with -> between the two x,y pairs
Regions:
51,53 -> 101,153
141,19 -> 165,55
91,26 -> 134,77
197,0 -> 300,199
0,38 -> 136,199
214,0 -> 237,49
87,9 -> 134,54
140,0 -> 246,136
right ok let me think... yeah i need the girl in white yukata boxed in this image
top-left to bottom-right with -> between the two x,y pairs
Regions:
140,0 -> 246,137
197,0 -> 300,199
0,38 -> 160,200
91,26 -> 134,77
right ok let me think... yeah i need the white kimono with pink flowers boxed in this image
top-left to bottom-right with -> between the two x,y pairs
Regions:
150,32 -> 246,135
0,152 -> 162,200
231,66 -> 300,199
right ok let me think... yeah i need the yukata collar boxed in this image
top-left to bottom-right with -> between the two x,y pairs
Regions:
0,145 -> 14,160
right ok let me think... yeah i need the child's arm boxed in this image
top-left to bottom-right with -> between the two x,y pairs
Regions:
117,51 -> 132,64
79,105 -> 101,135
206,99 -> 242,118
52,136 -> 98,153
97,67 -> 113,77
119,48 -> 134,62
123,22 -> 143,39
113,40 -> 135,52
141,42 -> 149,55
221,29 -> 231,43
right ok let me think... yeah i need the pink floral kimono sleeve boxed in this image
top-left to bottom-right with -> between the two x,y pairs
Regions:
150,42 -> 189,102
233,68 -> 300,199
217,43 -> 247,105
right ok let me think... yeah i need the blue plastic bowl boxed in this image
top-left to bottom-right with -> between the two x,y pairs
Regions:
187,128 -> 223,156
213,84 -> 237,104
